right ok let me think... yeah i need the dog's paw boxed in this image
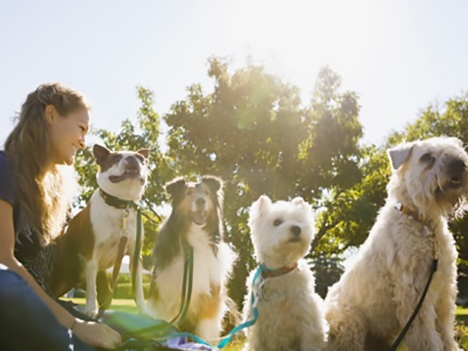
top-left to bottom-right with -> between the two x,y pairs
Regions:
83,304 -> 99,318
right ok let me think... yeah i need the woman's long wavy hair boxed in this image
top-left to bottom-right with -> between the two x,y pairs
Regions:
4,83 -> 89,243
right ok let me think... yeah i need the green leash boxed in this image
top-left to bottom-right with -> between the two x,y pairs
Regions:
123,246 -> 194,339
97,189 -> 143,319
170,246 -> 194,326
131,206 -> 143,300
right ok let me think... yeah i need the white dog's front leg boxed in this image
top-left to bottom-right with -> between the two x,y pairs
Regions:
300,295 -> 326,351
84,258 -> 98,317
401,309 -> 444,351
129,253 -> 150,316
435,291 -> 459,350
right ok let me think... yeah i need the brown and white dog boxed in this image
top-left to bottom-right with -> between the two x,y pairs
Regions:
51,144 -> 151,317
147,176 -> 237,342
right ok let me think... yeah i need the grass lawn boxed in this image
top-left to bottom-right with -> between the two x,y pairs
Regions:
457,306 -> 468,321
63,298 -> 467,350
66,297 -> 140,314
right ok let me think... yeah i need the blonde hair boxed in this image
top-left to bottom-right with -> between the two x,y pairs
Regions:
4,83 -> 89,242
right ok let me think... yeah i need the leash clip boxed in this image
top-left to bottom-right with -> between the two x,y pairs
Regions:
120,208 -> 130,235
252,277 -> 266,308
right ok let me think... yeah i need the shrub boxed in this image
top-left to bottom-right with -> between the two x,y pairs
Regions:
455,321 -> 468,350
113,283 -> 151,299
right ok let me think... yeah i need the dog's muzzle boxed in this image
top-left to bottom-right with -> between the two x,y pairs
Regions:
446,158 -> 467,190
191,197 -> 208,225
288,225 -> 302,242
109,157 -> 145,184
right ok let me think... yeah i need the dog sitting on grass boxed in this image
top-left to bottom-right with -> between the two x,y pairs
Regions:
148,175 -> 237,342
51,144 -> 151,317
325,136 -> 468,351
242,195 -> 326,351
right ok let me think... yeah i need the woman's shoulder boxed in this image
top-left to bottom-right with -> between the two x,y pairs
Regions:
0,150 -> 15,205
0,150 -> 12,179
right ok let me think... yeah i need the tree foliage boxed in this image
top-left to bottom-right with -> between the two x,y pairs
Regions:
164,58 -> 363,303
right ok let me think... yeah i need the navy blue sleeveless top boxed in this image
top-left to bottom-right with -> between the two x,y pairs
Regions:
0,150 -> 57,295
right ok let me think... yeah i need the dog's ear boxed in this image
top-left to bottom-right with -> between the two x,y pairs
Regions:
202,175 -> 223,193
250,195 -> 272,219
136,149 -> 151,160
93,144 -> 111,165
388,143 -> 414,170
165,177 -> 186,198
291,197 -> 310,210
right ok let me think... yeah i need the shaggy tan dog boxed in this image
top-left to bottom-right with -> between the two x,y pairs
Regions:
324,136 -> 468,351
242,195 -> 326,351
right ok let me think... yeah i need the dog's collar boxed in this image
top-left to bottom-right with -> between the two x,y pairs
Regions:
99,188 -> 140,210
394,201 -> 433,230
260,262 -> 298,279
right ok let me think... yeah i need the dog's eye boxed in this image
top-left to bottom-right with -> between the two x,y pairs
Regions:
112,154 -> 122,162
186,190 -> 193,196
420,153 -> 435,163
273,219 -> 283,227
135,154 -> 145,163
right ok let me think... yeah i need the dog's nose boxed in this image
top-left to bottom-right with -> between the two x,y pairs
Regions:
196,198 -> 205,207
448,159 -> 466,177
291,225 -> 301,237
125,156 -> 140,171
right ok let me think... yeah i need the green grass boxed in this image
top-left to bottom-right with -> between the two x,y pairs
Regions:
63,299 -> 468,350
457,306 -> 468,318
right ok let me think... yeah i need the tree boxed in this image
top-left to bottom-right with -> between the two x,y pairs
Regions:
165,58 -> 364,304
312,145 -> 389,256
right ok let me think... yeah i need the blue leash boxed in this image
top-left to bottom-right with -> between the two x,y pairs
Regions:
216,265 -> 264,348
158,265 -> 265,350
176,263 -> 296,349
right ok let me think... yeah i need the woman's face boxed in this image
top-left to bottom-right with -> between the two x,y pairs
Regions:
47,106 -> 90,166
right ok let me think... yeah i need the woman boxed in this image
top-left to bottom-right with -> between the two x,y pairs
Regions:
0,83 -> 122,350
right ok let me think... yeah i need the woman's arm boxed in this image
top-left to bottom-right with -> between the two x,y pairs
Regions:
0,199 -> 121,349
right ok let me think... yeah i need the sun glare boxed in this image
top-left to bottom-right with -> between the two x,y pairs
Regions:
227,0 -> 378,92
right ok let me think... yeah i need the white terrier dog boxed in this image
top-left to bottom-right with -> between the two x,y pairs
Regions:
325,136 -> 468,351
242,195 -> 326,351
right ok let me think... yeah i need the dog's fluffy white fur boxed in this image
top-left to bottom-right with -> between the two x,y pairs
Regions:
325,136 -> 468,351
242,195 -> 326,351
148,176 -> 237,342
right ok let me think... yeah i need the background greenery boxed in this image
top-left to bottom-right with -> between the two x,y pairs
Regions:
72,56 -> 468,323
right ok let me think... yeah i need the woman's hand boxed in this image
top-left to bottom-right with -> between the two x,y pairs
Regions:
73,319 -> 122,350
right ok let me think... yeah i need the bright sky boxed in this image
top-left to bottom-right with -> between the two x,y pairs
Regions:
1,0 -> 468,148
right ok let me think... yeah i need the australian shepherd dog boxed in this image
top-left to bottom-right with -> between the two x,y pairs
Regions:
147,175 -> 237,342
